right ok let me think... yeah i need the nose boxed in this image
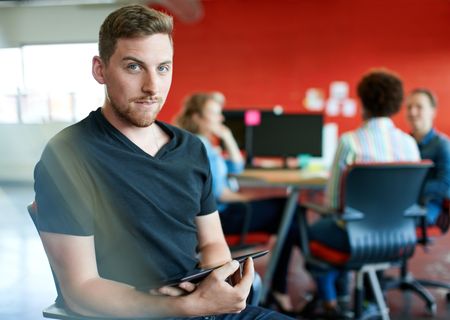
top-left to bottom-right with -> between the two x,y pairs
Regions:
408,106 -> 419,117
142,71 -> 158,95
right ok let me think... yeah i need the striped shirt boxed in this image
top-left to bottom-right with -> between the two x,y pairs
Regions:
326,117 -> 421,208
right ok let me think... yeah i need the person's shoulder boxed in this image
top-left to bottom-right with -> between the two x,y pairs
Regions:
398,130 -> 416,143
393,129 -> 418,151
435,131 -> 450,144
45,113 -> 94,153
433,131 -> 450,153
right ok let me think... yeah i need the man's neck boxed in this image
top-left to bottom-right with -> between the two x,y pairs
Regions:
412,128 -> 432,143
101,106 -> 162,156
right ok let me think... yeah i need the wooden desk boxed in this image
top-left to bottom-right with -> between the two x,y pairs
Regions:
238,168 -> 327,188
234,169 -> 328,304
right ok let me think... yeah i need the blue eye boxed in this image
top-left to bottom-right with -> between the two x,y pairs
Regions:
158,64 -> 170,73
127,63 -> 141,72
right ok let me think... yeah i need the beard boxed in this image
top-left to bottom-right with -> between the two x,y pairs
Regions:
109,95 -> 163,128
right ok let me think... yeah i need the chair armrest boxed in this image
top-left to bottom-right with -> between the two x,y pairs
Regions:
301,201 -> 341,217
404,204 -> 427,217
341,206 -> 364,221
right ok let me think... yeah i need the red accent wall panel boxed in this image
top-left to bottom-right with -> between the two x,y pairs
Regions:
158,0 -> 450,136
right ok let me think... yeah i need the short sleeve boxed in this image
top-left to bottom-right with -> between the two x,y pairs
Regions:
34,137 -> 95,235
326,135 -> 355,209
198,144 -> 218,216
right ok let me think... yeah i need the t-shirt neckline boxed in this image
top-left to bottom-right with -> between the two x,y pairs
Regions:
93,107 -> 175,159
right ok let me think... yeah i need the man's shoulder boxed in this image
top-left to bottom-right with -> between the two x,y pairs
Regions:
435,131 -> 450,144
44,113 -> 96,155
432,132 -> 450,155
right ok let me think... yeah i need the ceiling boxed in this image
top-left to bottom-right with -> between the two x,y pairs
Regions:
0,0 -> 204,22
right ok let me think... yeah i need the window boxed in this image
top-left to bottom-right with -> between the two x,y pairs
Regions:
0,43 -> 103,123
0,48 -> 22,123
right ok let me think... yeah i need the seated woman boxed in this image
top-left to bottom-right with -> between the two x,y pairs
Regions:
309,69 -> 421,314
175,92 -> 301,314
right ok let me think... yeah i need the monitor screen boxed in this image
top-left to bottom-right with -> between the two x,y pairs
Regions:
250,112 -> 323,158
222,110 -> 246,150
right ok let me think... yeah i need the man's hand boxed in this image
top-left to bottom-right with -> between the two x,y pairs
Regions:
151,282 -> 197,297
184,258 -> 254,315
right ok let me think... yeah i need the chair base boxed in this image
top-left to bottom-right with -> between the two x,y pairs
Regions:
354,264 -> 391,320
384,273 -> 438,316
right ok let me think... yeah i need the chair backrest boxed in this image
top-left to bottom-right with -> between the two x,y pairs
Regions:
27,202 -> 65,308
340,161 -> 432,267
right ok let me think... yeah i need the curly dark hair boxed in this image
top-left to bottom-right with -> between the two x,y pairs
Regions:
357,69 -> 404,118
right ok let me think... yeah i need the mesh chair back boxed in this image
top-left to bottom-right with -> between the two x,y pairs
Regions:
341,162 -> 432,268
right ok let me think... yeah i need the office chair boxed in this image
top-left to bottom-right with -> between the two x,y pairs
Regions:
383,198 -> 450,315
298,161 -> 432,320
28,202 -> 263,320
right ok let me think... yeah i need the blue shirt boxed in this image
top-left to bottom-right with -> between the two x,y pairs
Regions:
416,129 -> 450,224
198,135 -> 245,211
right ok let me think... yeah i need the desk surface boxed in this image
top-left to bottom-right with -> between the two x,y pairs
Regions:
236,168 -> 328,188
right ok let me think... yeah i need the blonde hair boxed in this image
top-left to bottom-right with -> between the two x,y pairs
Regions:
175,92 -> 225,134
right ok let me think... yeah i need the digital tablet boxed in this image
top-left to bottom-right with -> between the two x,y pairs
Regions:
146,249 -> 269,289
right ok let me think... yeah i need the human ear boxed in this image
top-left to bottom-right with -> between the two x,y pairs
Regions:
92,56 -> 106,84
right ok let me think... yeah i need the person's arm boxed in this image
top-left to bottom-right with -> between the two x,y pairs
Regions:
326,136 -> 354,209
190,211 -> 254,314
195,211 -> 232,268
213,124 -> 244,166
40,232 -> 189,318
218,187 -> 251,203
41,229 -> 251,318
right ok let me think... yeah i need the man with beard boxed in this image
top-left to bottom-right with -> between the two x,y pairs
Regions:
406,88 -> 450,225
33,5 -> 291,320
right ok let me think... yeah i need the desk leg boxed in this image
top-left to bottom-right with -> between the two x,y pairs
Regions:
260,188 -> 300,304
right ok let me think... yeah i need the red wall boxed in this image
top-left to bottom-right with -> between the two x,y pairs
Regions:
158,0 -> 450,136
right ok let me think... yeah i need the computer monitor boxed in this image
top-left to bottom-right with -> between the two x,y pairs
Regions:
249,112 -> 323,159
222,110 -> 246,150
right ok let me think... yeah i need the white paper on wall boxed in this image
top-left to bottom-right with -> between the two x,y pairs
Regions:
342,99 -> 357,117
330,81 -> 349,100
326,98 -> 340,117
304,88 -> 325,111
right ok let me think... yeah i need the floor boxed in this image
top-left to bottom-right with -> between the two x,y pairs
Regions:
1,184 -> 450,320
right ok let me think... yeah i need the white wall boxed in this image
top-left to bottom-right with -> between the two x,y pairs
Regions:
0,123 -> 70,182
0,4 -> 120,47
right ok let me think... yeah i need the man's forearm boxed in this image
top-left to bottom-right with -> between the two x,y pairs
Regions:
197,242 -> 232,269
62,277 -> 198,318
